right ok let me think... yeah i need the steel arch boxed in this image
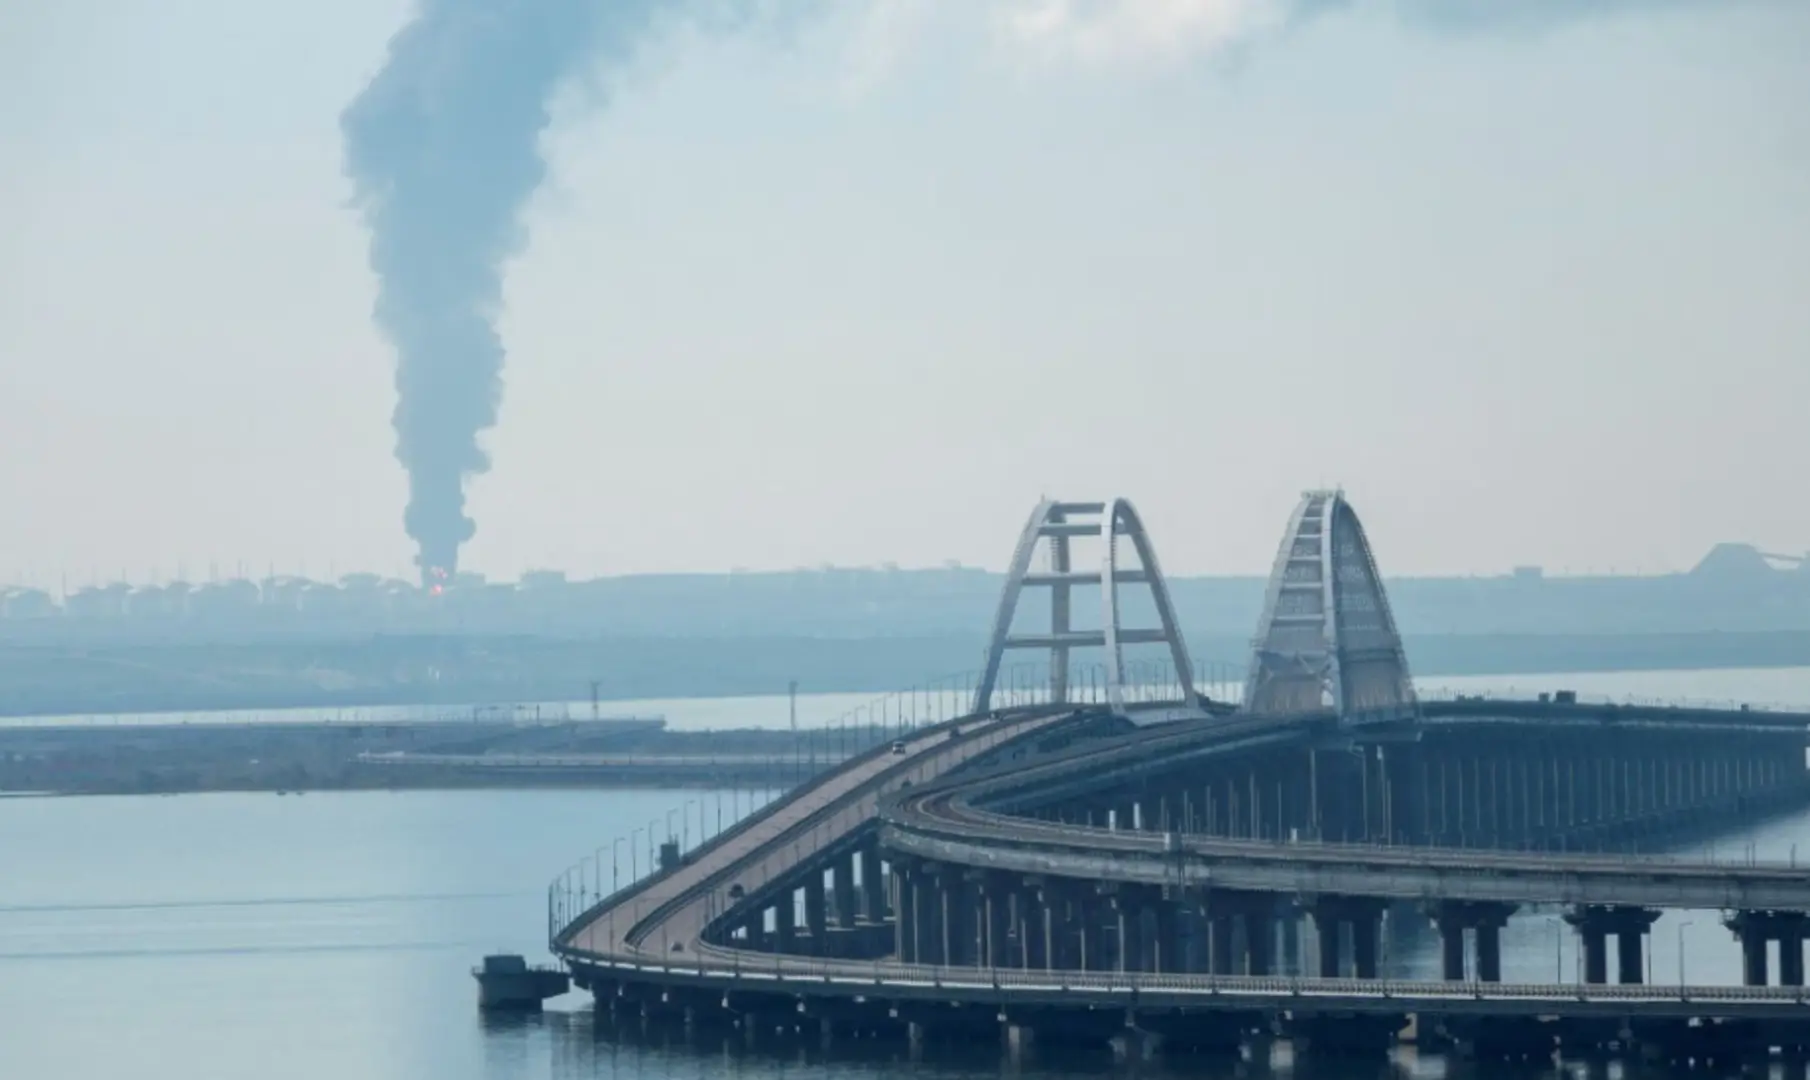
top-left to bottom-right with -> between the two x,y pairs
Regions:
1243,489 -> 1416,720
973,498 -> 1200,714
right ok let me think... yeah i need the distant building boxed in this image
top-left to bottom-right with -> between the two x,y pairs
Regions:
0,588 -> 56,620
1691,543 -> 1782,580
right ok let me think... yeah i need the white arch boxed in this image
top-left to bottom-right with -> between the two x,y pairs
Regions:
1243,490 -> 1416,720
974,497 -> 1201,714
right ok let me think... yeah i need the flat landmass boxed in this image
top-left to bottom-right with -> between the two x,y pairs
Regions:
3,560 -> 1808,716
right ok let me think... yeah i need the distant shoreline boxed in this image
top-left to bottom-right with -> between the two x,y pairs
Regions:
2,628 -> 1808,719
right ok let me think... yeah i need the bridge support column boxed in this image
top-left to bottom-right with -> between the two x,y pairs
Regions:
804,873 -> 828,955
982,874 -> 1011,969
832,853 -> 857,929
1432,901 -> 1516,983
1566,905 -> 1657,985
1018,880 -> 1048,970
1725,911 -> 1810,987
941,871 -> 984,962
896,863 -> 930,964
859,845 -> 888,923
1209,915 -> 1235,976
1309,896 -> 1387,979
774,888 -> 797,953
1151,896 -> 1181,974
1206,891 -> 1279,976
919,871 -> 945,965
1077,890 -> 1105,972
1243,901 -> 1278,976
1118,906 -> 1145,973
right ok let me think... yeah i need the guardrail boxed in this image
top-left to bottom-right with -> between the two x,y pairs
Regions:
543,673 -> 1810,985
894,715 -> 1810,874
1416,687 -> 1810,715
562,950 -> 1810,1007
613,707 -> 1083,956
546,662 -> 1092,943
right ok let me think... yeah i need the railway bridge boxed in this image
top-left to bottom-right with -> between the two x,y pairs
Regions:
548,492 -> 1810,1063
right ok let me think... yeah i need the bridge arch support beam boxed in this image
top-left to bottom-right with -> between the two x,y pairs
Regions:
1244,489 -> 1416,720
973,498 -> 1199,714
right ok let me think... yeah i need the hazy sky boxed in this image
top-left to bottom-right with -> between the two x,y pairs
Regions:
2,0 -> 1807,586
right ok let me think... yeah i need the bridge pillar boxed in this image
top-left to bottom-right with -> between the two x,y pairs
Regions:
1432,901 -> 1516,983
774,888 -> 797,953
858,843 -> 887,923
804,873 -> 828,954
1725,911 -> 1810,987
1208,915 -> 1235,976
981,873 -> 1012,969
1151,896 -> 1181,974
1206,891 -> 1280,976
890,861 -> 908,961
939,871 -> 976,967
1077,890 -> 1105,972
1246,911 -> 1276,976
1116,897 -> 1145,973
832,853 -> 857,929
1565,905 -> 1657,985
1018,880 -> 1048,970
897,862 -> 933,964
1308,896 -> 1387,979
1581,926 -> 1609,985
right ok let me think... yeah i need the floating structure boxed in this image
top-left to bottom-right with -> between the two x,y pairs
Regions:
472,954 -> 569,1011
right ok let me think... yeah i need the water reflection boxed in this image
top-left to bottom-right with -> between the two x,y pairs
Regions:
515,1008 -> 1810,1080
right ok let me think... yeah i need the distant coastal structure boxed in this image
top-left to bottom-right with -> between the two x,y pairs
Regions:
1,541 -> 1808,642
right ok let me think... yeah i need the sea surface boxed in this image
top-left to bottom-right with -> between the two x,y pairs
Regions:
4,667 -> 1810,1080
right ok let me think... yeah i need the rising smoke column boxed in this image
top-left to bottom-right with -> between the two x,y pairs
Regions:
342,1 -> 666,582
344,0 -> 1725,581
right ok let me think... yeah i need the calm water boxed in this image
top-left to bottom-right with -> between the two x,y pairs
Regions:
5,668 -> 1810,1080
11,663 -> 1810,731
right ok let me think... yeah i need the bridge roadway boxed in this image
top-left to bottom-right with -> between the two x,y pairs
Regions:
559,705 -> 1086,962
553,700 -> 1810,1031
884,706 -> 1810,911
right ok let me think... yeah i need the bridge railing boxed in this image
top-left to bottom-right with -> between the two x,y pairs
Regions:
934,795 -> 1810,875
563,950 -> 1810,1005
546,661 -> 1083,943
1415,686 -> 1810,714
544,656 -> 1261,942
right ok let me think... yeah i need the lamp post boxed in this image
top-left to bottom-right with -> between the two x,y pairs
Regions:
612,836 -> 625,891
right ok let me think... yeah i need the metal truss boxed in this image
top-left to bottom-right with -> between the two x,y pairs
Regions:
973,498 -> 1200,715
1243,490 -> 1417,720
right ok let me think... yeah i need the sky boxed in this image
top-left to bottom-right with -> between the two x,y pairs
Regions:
2,0 -> 1807,587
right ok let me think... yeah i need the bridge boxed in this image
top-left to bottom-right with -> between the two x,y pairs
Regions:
546,491 -> 1810,1063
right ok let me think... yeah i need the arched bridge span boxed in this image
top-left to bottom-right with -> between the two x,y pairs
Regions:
1245,490 -> 1415,721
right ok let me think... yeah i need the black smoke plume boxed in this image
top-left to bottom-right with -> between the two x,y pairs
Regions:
342,0 -> 666,583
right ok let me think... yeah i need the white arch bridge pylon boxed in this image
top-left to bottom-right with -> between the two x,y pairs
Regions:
1243,489 -> 1418,722
971,491 -> 1419,724
972,498 -> 1210,716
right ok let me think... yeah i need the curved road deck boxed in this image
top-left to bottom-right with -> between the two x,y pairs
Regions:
555,700 -> 1810,1021
559,706 -> 1086,962
884,704 -> 1810,911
